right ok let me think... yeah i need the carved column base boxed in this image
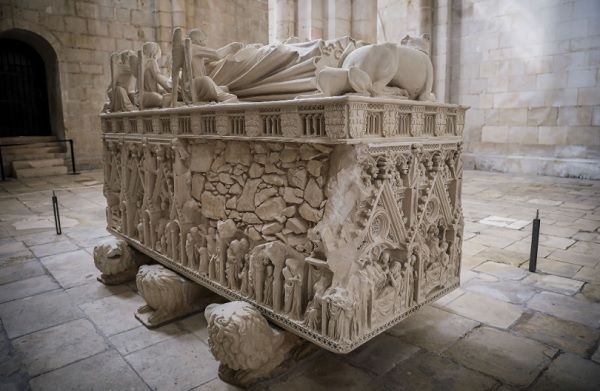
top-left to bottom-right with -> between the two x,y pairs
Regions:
135,264 -> 221,328
93,236 -> 146,285
205,301 -> 315,388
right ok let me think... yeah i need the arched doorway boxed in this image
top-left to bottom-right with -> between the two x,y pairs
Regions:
0,39 -> 52,137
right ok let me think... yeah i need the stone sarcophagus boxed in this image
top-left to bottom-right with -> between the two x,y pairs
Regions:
100,96 -> 466,353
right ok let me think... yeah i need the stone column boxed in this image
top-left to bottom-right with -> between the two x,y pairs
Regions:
324,0 -> 351,39
297,0 -> 324,40
351,0 -> 377,42
274,0 -> 297,40
171,0 -> 187,30
155,0 -> 173,53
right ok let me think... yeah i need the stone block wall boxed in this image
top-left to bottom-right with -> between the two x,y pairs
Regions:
0,0 -> 268,168
378,0 -> 600,179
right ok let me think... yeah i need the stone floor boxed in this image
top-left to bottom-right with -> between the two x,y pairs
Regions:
1,169 -> 599,390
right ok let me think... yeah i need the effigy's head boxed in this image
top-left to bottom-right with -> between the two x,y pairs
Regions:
204,301 -> 283,371
142,42 -> 161,59
189,29 -> 208,46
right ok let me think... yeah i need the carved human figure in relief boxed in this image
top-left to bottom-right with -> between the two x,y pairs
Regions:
207,227 -> 218,279
226,238 -> 249,290
304,270 -> 332,331
140,42 -> 172,108
325,289 -> 353,341
185,29 -> 240,103
263,263 -> 274,307
282,259 -> 302,319
239,255 -> 249,295
185,226 -> 203,269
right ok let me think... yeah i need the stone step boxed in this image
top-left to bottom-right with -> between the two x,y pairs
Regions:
12,158 -> 67,170
4,146 -> 66,158
0,136 -> 57,145
14,165 -> 68,178
2,142 -> 66,151
4,152 -> 67,161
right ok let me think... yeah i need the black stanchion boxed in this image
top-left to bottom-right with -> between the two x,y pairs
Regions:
529,209 -> 540,272
52,190 -> 62,235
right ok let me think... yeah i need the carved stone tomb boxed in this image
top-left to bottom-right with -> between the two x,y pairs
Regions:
101,95 -> 466,353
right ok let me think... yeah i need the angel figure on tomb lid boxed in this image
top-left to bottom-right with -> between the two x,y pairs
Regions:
106,50 -> 138,112
140,42 -> 172,108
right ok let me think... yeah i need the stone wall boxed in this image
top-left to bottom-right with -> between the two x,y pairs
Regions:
0,0 -> 268,168
378,0 -> 600,179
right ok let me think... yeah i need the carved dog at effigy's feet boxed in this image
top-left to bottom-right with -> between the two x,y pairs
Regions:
204,301 -> 314,388
316,34 -> 435,101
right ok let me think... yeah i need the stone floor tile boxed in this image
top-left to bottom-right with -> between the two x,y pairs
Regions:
29,350 -> 149,391
175,313 -> 210,343
529,274 -> 584,295
0,259 -> 45,285
268,352 -> 374,391
472,247 -> 528,267
580,283 -> 600,302
461,254 -> 488,270
573,266 -> 600,283
528,198 -> 563,206
191,377 -> 241,390
468,233 -> 519,249
446,327 -> 557,387
79,290 -> 145,336
569,240 -> 600,255
540,224 -> 581,238
373,350 -> 498,391
548,249 -> 600,267
65,280 -> 131,306
13,230 -> 68,247
474,261 -> 529,280
387,305 -> 479,352
531,258 -> 582,278
444,291 -> 523,329
460,269 -> 478,283
572,231 -> 600,242
512,312 -> 599,356
109,323 -> 183,355
478,215 -> 530,230
462,240 -> 488,257
434,287 -> 465,306
538,234 -> 576,250
0,290 -> 83,338
13,318 -> 108,376
343,333 -> 420,376
0,275 -> 60,303
463,277 -> 536,304
504,240 -> 553,258
29,240 -> 79,258
529,353 -> 600,391
125,334 -> 219,391
40,249 -> 98,289
0,241 -> 29,258
528,291 -> 600,328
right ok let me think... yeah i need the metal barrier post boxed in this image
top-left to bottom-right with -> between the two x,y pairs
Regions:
52,190 -> 62,235
68,139 -> 79,175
